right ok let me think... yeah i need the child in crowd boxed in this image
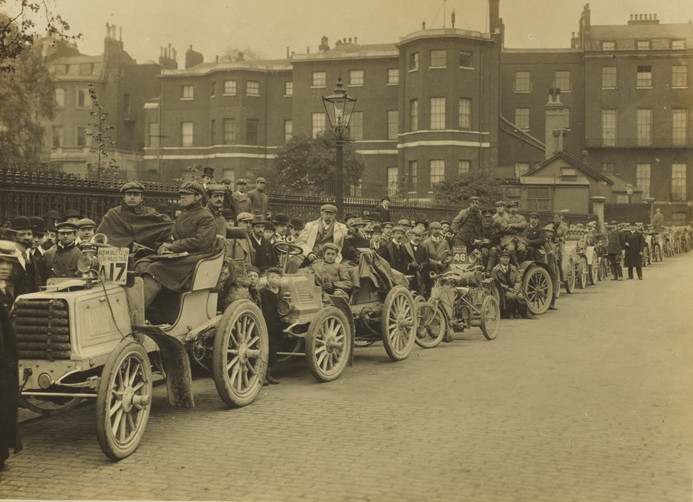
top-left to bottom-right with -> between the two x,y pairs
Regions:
259,266 -> 283,385
247,266 -> 261,307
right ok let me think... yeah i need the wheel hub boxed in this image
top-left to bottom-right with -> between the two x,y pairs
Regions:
122,387 -> 135,413
238,343 -> 248,364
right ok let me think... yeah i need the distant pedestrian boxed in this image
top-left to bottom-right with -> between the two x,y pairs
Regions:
624,222 -> 645,280
247,177 -> 270,220
606,220 -> 625,280
372,196 -> 391,223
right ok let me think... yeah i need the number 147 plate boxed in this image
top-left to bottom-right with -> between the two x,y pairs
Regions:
97,247 -> 129,284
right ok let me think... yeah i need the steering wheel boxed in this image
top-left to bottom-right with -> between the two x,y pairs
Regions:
273,241 -> 303,257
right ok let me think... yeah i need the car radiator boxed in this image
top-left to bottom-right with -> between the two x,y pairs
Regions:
13,298 -> 71,360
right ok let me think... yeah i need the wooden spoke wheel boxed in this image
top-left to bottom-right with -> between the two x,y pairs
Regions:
213,300 -> 268,408
577,257 -> 589,289
381,286 -> 417,361
305,307 -> 352,382
480,296 -> 501,340
563,257 -> 576,293
96,340 -> 153,460
415,301 -> 447,349
523,266 -> 553,315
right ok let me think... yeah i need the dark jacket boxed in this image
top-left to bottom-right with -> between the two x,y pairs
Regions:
524,225 -> 546,249
342,230 -> 371,264
371,204 -> 391,223
607,229 -> 626,254
97,202 -> 172,251
247,188 -> 270,218
624,230 -> 645,267
0,303 -> 22,458
44,242 -> 82,279
378,240 -> 408,274
250,235 -> 277,271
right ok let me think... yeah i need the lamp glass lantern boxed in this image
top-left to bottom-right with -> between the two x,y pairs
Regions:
322,77 -> 357,137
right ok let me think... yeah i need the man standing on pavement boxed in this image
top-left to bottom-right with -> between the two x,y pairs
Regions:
651,208 -> 664,234
247,177 -> 270,221
372,196 -> 391,223
232,178 -> 252,215
451,196 -> 483,252
606,220 -> 625,281
624,222 -> 645,280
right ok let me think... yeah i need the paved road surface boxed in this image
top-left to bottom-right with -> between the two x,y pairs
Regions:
1,253 -> 692,501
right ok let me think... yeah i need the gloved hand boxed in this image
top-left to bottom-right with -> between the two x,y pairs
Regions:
322,281 -> 334,293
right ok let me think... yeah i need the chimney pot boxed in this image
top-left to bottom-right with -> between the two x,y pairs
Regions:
348,37 -> 352,43
354,37 -> 358,44
422,21 -> 426,30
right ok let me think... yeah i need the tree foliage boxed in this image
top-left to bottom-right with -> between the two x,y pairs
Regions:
0,44 -> 53,168
221,46 -> 262,62
432,168 -> 504,206
273,132 -> 365,196
0,1 -> 77,73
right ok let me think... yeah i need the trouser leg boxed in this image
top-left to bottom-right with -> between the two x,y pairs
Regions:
636,266 -> 643,279
142,274 -> 163,308
627,266 -> 634,279
486,247 -> 499,273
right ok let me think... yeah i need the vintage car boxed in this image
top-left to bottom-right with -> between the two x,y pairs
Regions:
14,234 -> 268,460
274,244 -> 418,367
563,227 -> 599,290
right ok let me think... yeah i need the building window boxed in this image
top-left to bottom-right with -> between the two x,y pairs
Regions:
601,110 -> 617,146
672,39 -> 686,50
223,118 -> 236,144
409,52 -> 419,71
430,97 -> 445,130
515,108 -> 530,130
616,194 -> 629,204
181,122 -> 193,147
349,70 -> 364,86
246,81 -> 259,96
458,160 -> 471,176
637,109 -> 652,146
430,160 -> 445,188
312,112 -> 325,138
284,120 -> 292,143
458,98 -> 471,130
408,160 -> 418,192
430,49 -> 446,68
210,81 -> 216,97
76,126 -> 88,147
601,41 -> 615,51
527,187 -> 550,210
246,119 -> 259,145
515,71 -> 530,93
78,63 -> 92,76
387,68 -> 399,85
349,111 -> 363,140
602,67 -> 617,88
181,85 -> 194,99
636,40 -> 651,50
673,110 -> 687,146
76,87 -> 91,109
148,123 -> 159,148
387,110 -> 398,140
515,162 -> 530,178
637,66 -> 652,88
284,81 -> 293,96
555,71 -> 571,92
210,119 -> 216,145
223,80 -> 237,95
55,88 -> 65,108
312,71 -> 326,87
672,164 -> 687,201
459,51 -> 473,68
51,126 -> 63,148
673,66 -> 688,88
409,99 -> 418,131
636,163 -> 651,199
387,167 -> 399,197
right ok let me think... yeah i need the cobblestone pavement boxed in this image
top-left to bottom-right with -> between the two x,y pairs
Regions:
1,253 -> 692,501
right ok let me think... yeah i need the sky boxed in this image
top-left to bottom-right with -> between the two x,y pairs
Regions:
17,0 -> 693,62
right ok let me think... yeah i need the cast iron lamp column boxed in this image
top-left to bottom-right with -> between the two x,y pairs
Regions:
322,78 -> 356,219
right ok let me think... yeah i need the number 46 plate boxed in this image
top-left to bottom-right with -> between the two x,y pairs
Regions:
97,247 -> 129,284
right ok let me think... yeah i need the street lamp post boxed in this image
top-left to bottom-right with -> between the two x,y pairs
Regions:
322,77 -> 356,219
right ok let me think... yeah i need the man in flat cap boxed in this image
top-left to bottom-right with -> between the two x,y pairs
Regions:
205,184 -> 229,238
98,181 -> 172,253
232,178 -> 251,215
62,209 -> 82,224
504,201 -> 527,265
311,242 -> 354,300
491,249 -> 522,318
378,225 -> 408,274
606,220 -> 625,280
452,195 -> 483,253
289,204 -> 348,273
77,218 -> 96,247
523,212 -> 546,262
423,221 -> 452,275
135,181 -> 220,308
247,177 -> 270,220
477,209 -> 501,274
44,222 -> 82,280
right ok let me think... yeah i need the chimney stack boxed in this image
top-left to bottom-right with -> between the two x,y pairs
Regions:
489,0 -> 501,34
422,21 -> 426,30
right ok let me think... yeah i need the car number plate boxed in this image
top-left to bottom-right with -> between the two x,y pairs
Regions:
97,247 -> 129,284
451,245 -> 467,264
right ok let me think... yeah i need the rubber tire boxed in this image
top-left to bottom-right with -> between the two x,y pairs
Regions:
563,257 -> 575,294
480,296 -> 501,340
415,302 -> 447,349
96,341 -> 153,461
577,257 -> 588,289
381,285 -> 417,361
212,300 -> 268,408
523,266 -> 553,315
21,395 -> 83,416
305,306 -> 352,382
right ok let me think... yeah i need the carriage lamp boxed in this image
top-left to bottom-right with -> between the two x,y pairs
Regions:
277,292 -> 292,316
77,244 -> 99,284
322,77 -> 357,219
